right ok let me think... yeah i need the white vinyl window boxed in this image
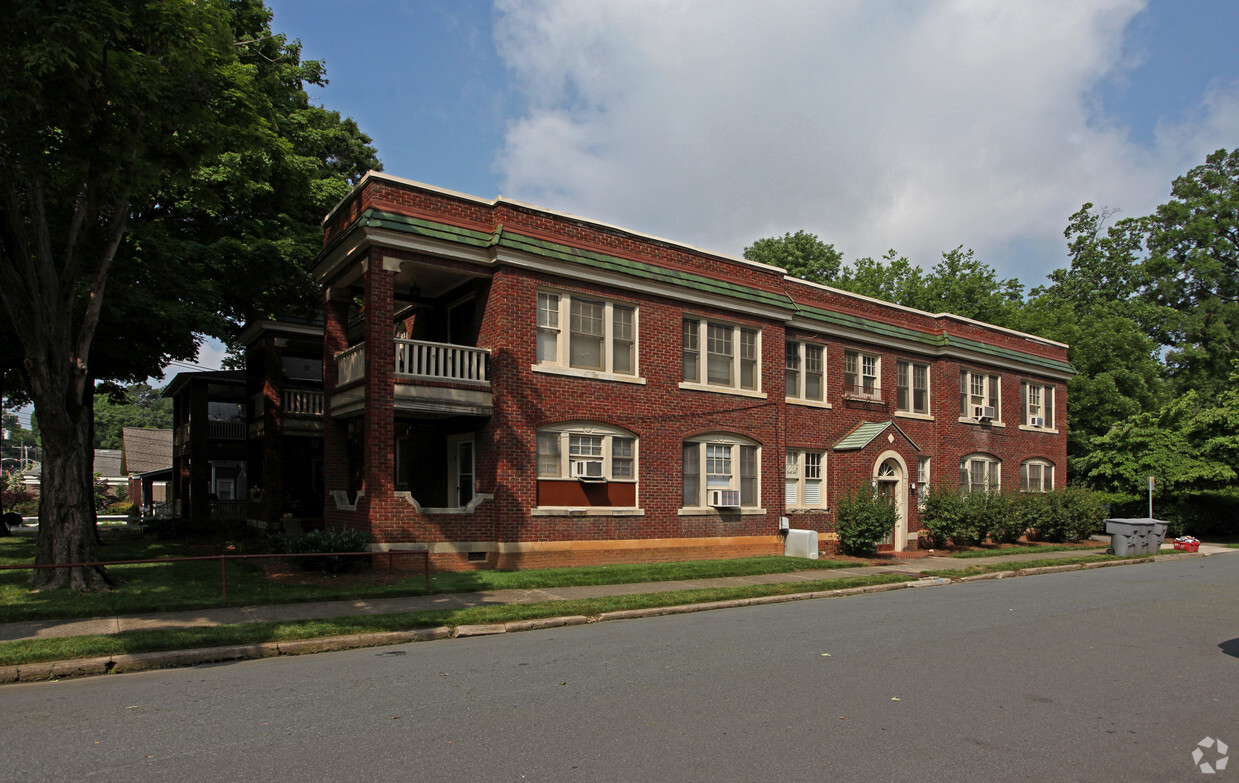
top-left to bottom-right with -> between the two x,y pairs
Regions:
843,350 -> 880,399
1022,382 -> 1055,429
683,319 -> 760,392
537,292 -> 637,377
536,423 -> 637,481
1020,459 -> 1054,492
896,360 -> 929,415
683,435 -> 760,508
785,450 -> 826,508
960,453 -> 1001,493
785,341 -> 825,402
959,369 -> 1001,421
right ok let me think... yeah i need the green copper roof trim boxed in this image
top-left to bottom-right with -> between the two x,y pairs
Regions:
834,420 -> 921,452
796,303 -> 1073,375
946,335 -> 1074,374
353,210 -> 1072,372
358,208 -> 795,311
495,231 -> 794,310
358,210 -> 497,248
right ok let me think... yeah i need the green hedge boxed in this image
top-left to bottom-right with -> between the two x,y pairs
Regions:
835,487 -> 898,556
919,485 -> 1107,546
275,528 -> 374,572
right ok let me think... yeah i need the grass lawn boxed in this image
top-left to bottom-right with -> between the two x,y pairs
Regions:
0,572 -> 913,667
0,535 -> 859,624
923,554 -> 1124,578
948,542 -> 1107,559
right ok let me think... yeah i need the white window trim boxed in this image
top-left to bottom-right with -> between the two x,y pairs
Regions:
1018,381 -> 1058,433
960,453 -> 1001,493
785,341 -> 831,408
536,423 -> 639,484
535,290 -> 643,383
680,318 -> 765,397
1020,459 -> 1055,493
785,449 -> 827,510
958,369 -> 1004,427
895,359 -> 931,417
843,349 -> 882,400
680,434 -> 764,513
917,457 -> 931,511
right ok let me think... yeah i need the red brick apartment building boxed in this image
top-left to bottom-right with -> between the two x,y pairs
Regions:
314,173 -> 1071,569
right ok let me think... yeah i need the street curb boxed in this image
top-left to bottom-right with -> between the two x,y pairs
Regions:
0,551 -> 1216,683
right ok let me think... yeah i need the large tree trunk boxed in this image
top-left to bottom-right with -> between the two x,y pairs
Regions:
30,386 -> 113,592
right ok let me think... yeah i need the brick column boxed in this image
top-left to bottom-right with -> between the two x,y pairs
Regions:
362,249 -> 396,542
322,285 -> 352,530
260,335 -> 283,528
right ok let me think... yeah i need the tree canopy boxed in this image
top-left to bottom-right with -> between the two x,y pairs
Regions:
746,148 -> 1239,533
0,0 -> 379,590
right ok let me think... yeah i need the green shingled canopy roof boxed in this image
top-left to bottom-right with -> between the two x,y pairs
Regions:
833,421 -> 921,452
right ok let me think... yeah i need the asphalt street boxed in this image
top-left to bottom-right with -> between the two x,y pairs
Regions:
2,553 -> 1236,782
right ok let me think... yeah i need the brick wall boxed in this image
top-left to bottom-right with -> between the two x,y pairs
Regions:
315,174 -> 1072,568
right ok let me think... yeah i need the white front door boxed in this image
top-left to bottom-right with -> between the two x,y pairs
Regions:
875,456 -> 908,551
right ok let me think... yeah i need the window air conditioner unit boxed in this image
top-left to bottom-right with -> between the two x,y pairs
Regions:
973,405 -> 996,421
1030,416 -> 1045,428
570,460 -> 605,480
708,489 -> 741,508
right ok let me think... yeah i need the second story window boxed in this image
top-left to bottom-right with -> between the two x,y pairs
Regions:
896,360 -> 929,415
537,292 -> 637,378
1021,382 -> 1055,429
843,350 -> 880,399
786,341 -> 825,402
960,369 -> 1001,422
682,319 -> 760,393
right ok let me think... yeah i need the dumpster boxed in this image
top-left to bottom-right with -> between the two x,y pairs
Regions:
1106,518 -> 1156,556
1150,520 -> 1168,552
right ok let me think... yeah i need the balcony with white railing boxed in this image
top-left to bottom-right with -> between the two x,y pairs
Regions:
331,339 -> 493,417
283,389 -> 325,417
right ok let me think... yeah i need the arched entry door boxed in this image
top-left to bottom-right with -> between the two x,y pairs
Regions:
874,453 -> 908,551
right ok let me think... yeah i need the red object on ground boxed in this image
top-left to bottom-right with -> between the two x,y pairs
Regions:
1173,541 -> 1200,552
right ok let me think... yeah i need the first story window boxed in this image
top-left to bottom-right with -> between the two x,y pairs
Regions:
786,341 -> 825,402
1021,382 -> 1055,429
537,424 -> 638,481
897,360 -> 929,414
844,350 -> 880,398
683,435 -> 760,508
537,291 -> 637,376
960,453 -> 1001,493
1020,459 -> 1055,492
683,318 -> 760,392
960,369 -> 1001,421
785,450 -> 826,508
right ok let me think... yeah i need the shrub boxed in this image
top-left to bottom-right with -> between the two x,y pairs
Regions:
105,501 -> 136,516
987,490 -> 1027,544
835,487 -> 897,556
1032,487 -> 1107,542
919,483 -> 965,548
277,528 -> 374,572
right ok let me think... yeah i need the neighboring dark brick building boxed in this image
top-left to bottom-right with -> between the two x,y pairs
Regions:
312,173 -> 1071,569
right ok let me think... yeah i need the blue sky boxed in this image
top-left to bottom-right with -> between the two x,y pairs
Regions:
262,0 -> 1238,283
195,0 -> 1239,381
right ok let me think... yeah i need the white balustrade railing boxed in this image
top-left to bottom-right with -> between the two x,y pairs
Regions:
336,343 -> 366,385
283,389 -> 324,416
395,339 -> 490,384
334,339 -> 490,389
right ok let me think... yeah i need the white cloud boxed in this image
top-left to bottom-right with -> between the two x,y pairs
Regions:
493,0 -> 1239,284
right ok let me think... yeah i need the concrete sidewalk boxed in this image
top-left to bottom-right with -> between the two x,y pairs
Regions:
3,544 -> 1228,645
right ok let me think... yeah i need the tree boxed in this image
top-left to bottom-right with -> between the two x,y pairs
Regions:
743,230 -> 843,284
833,250 -> 927,309
1144,148 -> 1239,400
0,1 -> 378,590
93,384 -> 172,449
919,247 -> 1024,328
